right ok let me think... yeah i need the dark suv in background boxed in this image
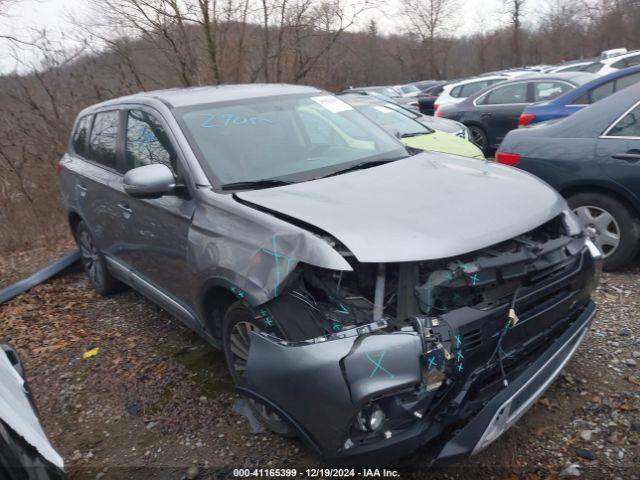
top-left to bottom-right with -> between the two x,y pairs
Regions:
59,84 -> 601,465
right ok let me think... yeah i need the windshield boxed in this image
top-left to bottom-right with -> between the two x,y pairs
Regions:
351,103 -> 430,137
368,87 -> 401,98
399,85 -> 420,94
176,94 -> 406,186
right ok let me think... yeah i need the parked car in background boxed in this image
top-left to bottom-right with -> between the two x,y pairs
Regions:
583,50 -> 640,76
519,65 -> 640,126
600,48 -> 627,59
410,79 -> 439,92
340,86 -> 419,110
439,72 -> 596,154
59,84 -> 600,465
338,91 -> 471,140
394,83 -> 421,97
545,60 -> 597,73
416,81 -> 448,116
0,341 -> 65,479
497,81 -> 640,270
341,94 -> 484,158
434,75 -> 509,112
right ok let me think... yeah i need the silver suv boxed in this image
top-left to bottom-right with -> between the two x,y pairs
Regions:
59,84 -> 601,465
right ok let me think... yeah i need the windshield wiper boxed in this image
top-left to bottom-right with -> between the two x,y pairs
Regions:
401,132 -> 428,138
322,158 -> 402,178
221,179 -> 292,191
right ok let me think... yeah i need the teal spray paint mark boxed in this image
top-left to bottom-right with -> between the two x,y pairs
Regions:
427,356 -> 437,369
455,335 -> 462,349
469,273 -> 480,285
230,286 -> 245,299
332,322 -> 342,332
366,350 -> 394,378
261,235 -> 294,296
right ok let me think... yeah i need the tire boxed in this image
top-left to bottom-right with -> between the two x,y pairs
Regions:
567,192 -> 640,271
75,221 -> 125,295
222,301 -> 295,437
468,125 -> 490,156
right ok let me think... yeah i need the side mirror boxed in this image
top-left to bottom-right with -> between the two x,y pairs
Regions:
123,163 -> 176,199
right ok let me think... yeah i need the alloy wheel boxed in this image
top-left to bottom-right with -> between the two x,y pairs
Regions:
573,205 -> 621,258
78,230 -> 104,289
469,127 -> 486,150
228,320 -> 284,423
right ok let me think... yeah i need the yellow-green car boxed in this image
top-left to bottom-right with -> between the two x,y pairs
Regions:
340,94 -> 485,159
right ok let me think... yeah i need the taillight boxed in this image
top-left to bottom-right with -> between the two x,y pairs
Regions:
56,161 -> 63,175
518,113 -> 535,127
495,151 -> 521,166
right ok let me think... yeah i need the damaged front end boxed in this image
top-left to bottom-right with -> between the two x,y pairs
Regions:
236,212 -> 601,464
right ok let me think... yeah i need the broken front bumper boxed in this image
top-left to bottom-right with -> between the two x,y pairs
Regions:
237,246 -> 598,465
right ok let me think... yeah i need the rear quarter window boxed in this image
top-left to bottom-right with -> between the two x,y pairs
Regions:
607,104 -> 640,137
71,115 -> 92,158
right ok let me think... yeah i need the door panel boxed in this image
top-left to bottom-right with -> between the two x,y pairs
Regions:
596,103 -> 640,204
477,82 -> 529,147
117,108 -> 197,317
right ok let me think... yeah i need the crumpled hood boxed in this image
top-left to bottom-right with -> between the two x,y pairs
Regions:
236,152 -> 566,263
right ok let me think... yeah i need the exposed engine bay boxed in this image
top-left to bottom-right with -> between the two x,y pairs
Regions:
262,214 -> 582,339
237,212 -> 600,464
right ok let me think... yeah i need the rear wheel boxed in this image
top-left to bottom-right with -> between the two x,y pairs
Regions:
222,301 -> 294,437
75,222 -> 125,295
568,192 -> 639,271
468,125 -> 490,156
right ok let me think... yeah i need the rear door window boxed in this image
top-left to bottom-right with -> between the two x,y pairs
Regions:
482,83 -> 528,105
71,115 -> 92,158
533,81 -> 572,102
607,104 -> 640,137
615,72 -> 640,92
88,111 -> 120,170
583,62 -> 603,73
590,80 -> 615,103
125,109 -> 177,174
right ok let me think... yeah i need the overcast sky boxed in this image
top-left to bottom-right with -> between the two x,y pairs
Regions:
0,0 -> 548,74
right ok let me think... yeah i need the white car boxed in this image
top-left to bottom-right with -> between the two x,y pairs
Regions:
0,342 -> 64,477
583,50 -> 640,76
434,75 -> 508,112
545,61 -> 595,73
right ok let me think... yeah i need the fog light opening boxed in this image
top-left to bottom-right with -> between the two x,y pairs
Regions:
355,404 -> 386,432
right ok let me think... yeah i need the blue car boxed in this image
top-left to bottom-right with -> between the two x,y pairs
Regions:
518,65 -> 640,126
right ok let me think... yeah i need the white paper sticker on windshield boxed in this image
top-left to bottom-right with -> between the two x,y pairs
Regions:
310,95 -> 353,113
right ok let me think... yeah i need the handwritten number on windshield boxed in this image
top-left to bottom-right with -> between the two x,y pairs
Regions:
200,113 -> 273,128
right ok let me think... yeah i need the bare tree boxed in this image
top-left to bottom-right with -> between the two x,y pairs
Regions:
504,0 -> 526,66
403,0 -> 458,79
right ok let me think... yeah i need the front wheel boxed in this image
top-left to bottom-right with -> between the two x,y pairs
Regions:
468,125 -> 490,156
568,192 -> 639,271
222,301 -> 295,437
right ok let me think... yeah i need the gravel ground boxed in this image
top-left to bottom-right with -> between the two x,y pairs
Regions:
0,246 -> 639,479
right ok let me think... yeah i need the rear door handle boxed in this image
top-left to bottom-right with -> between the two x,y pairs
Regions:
481,113 -> 492,118
76,185 -> 88,198
117,203 -> 133,218
612,152 -> 640,161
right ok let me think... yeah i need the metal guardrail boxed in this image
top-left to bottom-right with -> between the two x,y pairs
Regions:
0,250 -> 80,304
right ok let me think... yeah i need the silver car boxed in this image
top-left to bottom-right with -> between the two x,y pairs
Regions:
59,84 -> 600,465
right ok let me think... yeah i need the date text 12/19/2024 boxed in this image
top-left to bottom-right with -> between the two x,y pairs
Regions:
232,469 -> 400,478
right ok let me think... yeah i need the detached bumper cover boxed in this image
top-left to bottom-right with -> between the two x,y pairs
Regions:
433,300 -> 595,465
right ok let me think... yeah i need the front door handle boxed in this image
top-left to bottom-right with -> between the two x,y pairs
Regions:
481,112 -> 492,118
117,203 -> 133,218
76,185 -> 88,198
612,152 -> 640,162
